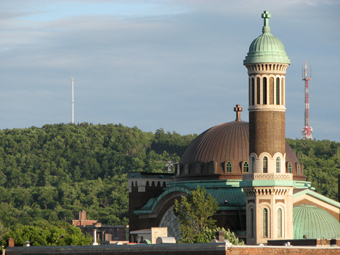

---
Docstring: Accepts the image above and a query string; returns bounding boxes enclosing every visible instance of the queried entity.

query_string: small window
[243,162,249,173]
[288,163,292,173]
[257,77,261,104]
[209,161,215,174]
[251,78,255,105]
[226,162,232,173]
[251,157,255,173]
[276,77,280,105]
[297,164,300,175]
[263,77,267,105]
[277,208,282,238]
[195,163,200,174]
[250,208,254,238]
[276,157,281,173]
[263,208,268,237]
[184,164,188,175]
[263,157,268,173]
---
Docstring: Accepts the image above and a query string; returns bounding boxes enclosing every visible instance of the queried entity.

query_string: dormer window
[209,161,215,174]
[243,162,249,173]
[226,162,232,173]
[184,164,189,175]
[297,164,300,175]
[195,163,201,174]
[288,162,292,173]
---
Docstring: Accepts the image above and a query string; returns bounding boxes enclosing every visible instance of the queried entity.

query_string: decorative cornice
[242,173,293,181]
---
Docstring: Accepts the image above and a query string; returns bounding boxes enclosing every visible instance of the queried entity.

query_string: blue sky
[1,0,339,142]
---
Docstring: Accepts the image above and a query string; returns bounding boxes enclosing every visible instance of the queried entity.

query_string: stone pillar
[92,229,98,245]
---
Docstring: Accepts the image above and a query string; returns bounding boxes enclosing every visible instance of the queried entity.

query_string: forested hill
[0,123,339,229]
[286,138,340,201]
[0,123,197,227]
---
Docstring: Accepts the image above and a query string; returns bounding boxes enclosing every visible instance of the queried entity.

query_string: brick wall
[249,111,285,156]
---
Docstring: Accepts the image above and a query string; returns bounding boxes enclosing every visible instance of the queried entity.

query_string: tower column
[241,10,293,245]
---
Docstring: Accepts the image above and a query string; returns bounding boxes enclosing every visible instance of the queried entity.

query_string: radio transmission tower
[301,61,313,140]
[71,78,75,124]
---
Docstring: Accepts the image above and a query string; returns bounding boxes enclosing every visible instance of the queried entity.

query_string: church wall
[129,180,167,236]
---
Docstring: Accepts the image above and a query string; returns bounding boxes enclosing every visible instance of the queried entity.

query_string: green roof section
[293,205,340,239]
[293,189,340,209]
[244,10,290,65]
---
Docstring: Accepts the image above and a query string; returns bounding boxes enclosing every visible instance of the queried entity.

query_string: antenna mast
[71,78,75,124]
[301,61,313,140]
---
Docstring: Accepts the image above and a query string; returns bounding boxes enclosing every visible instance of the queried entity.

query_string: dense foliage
[174,186,219,243]
[0,123,196,229]
[0,122,339,246]
[286,138,340,201]
[1,222,92,246]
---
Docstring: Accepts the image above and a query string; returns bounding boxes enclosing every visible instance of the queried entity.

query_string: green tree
[173,186,219,243]
[1,224,92,246]
[202,227,244,245]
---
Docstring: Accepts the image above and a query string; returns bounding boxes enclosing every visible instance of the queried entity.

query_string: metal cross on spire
[262,10,271,26]
[234,104,243,121]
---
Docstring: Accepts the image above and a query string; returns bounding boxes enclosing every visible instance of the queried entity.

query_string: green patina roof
[205,188,246,207]
[244,11,290,65]
[293,205,340,239]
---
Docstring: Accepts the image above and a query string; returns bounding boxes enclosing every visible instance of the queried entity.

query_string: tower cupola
[244,11,290,65]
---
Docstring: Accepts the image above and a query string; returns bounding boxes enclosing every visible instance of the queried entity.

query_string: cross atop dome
[262,10,271,26]
[234,104,243,121]
[261,10,271,33]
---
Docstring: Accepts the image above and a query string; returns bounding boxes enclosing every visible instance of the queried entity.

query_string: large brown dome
[175,121,305,181]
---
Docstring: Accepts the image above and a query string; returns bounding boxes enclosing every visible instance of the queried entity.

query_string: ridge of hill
[0,123,196,227]
[0,123,339,228]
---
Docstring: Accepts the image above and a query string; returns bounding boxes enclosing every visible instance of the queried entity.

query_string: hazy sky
[1,0,339,141]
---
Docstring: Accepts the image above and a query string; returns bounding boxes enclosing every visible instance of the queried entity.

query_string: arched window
[263,208,268,237]
[263,157,268,173]
[257,77,261,104]
[226,162,232,173]
[263,77,267,104]
[276,157,281,173]
[270,77,274,104]
[184,164,188,175]
[250,208,254,238]
[243,162,249,173]
[277,208,282,238]
[288,163,292,173]
[276,77,280,105]
[251,78,255,105]
[297,164,300,174]
[251,156,255,173]
[209,161,215,174]
[195,163,201,174]
[281,77,284,104]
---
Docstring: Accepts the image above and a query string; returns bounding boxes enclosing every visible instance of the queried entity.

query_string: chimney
[215,231,224,242]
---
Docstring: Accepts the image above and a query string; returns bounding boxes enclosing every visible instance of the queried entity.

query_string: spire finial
[261,10,271,33]
[234,104,243,121]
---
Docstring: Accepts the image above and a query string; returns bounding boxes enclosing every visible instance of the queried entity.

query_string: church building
[128,11,340,244]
